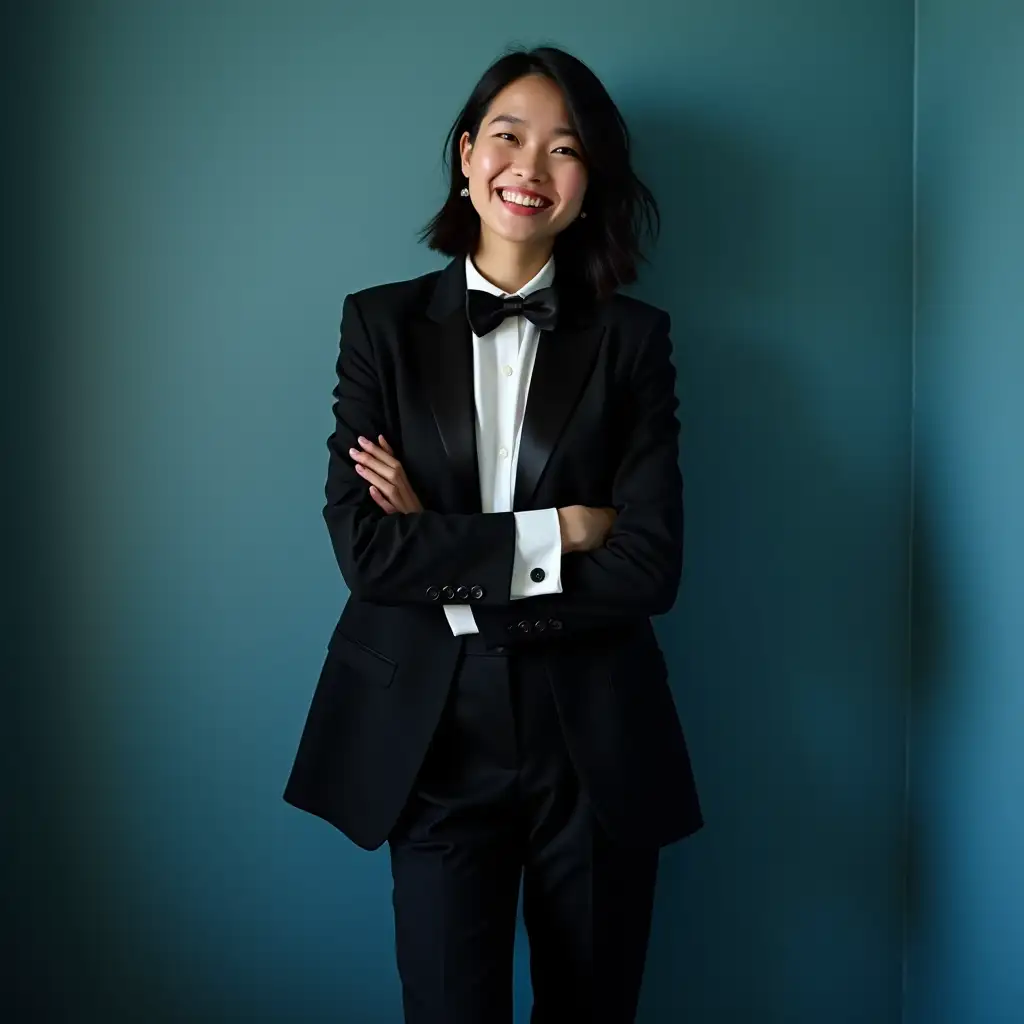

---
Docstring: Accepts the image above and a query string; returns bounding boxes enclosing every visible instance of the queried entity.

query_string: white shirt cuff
[510,508,563,600]
[444,605,479,636]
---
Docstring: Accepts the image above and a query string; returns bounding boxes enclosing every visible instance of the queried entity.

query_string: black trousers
[387,637,660,1024]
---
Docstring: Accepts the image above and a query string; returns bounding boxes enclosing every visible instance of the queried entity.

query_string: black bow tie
[466,286,559,338]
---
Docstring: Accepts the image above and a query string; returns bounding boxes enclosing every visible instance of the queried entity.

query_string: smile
[495,188,553,215]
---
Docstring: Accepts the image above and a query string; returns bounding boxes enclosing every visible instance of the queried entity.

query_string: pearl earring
[460,186,469,197]
[580,211,587,219]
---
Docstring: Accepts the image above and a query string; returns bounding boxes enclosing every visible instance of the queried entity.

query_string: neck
[472,231,553,294]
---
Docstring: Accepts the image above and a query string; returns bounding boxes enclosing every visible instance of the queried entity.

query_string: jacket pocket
[329,633,397,688]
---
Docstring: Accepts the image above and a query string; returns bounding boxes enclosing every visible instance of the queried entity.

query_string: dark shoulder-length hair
[421,46,659,302]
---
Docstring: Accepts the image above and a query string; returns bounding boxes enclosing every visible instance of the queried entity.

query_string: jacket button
[549,618,563,630]
[470,585,484,600]
[426,586,440,601]
[456,585,469,601]
[530,567,546,583]
[441,585,455,601]
[507,623,515,633]
[534,620,546,632]
[518,620,531,633]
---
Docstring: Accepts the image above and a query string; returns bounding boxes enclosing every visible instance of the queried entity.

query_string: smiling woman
[423,47,658,298]
[283,45,699,1024]
[462,76,588,250]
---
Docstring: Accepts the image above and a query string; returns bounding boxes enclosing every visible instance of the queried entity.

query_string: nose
[512,145,547,183]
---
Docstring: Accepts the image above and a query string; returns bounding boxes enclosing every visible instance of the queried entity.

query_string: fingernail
[355,465,364,474]
[357,435,368,445]
[349,448,358,456]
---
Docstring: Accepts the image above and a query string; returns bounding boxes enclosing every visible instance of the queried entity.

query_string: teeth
[500,190,545,208]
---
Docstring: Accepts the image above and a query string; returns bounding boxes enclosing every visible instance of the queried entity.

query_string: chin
[487,218,559,247]
[501,226,549,245]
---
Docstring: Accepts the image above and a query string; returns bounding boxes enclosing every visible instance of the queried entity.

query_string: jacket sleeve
[471,311,684,648]
[323,293,518,606]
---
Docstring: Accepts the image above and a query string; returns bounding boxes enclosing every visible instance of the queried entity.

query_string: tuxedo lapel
[415,260,481,513]
[416,258,604,514]
[514,316,604,511]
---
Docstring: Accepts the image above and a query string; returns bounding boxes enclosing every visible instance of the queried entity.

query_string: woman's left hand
[349,435,424,514]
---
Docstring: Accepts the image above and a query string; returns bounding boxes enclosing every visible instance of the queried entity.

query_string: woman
[285,46,702,1023]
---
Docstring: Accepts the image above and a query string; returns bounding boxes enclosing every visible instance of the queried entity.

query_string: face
[459,74,588,252]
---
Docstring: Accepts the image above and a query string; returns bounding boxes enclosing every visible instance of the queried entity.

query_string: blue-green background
[4,1,1020,1021]
[908,1,1024,1022]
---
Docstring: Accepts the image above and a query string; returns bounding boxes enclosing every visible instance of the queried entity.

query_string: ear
[458,131,473,177]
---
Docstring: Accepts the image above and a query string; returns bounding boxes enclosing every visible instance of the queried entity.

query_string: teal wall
[908,2,1024,1021]
[7,1,920,1021]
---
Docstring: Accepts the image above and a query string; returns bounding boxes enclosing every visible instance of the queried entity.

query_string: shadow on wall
[905,481,944,949]
[4,7,77,1020]
[626,109,907,1022]
[902,165,953,1019]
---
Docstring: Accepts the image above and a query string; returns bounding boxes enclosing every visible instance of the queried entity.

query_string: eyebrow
[487,113,579,139]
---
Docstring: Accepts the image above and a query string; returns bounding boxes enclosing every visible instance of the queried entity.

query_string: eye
[553,146,581,158]
[495,132,518,143]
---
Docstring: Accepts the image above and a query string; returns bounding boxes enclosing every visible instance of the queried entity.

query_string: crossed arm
[325,293,683,645]
[349,434,615,555]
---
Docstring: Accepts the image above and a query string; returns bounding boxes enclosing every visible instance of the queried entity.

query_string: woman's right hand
[351,434,424,515]
[557,505,618,553]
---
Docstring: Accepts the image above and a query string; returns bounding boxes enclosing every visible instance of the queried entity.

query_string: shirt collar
[464,254,556,299]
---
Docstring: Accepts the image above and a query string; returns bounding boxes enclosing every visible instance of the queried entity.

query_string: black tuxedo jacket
[283,258,703,850]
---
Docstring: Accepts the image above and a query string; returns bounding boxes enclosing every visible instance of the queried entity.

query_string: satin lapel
[514,320,604,511]
[413,308,481,513]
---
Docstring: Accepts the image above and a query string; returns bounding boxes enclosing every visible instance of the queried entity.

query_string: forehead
[484,74,574,131]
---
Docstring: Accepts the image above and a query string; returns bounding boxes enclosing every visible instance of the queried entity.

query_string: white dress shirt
[444,256,564,636]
